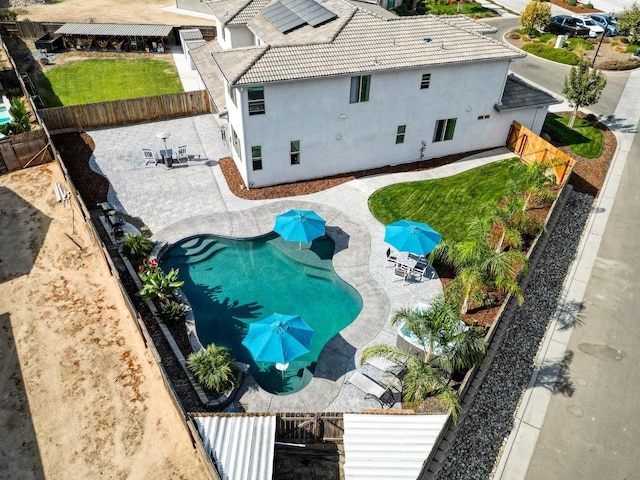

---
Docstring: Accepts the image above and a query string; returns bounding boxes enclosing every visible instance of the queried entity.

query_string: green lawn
[368,158,528,243]
[39,58,183,107]
[542,113,604,158]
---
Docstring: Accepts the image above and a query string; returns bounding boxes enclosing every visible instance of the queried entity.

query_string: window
[231,126,241,158]
[420,73,431,89]
[251,146,262,170]
[290,140,300,165]
[386,0,394,8]
[349,75,370,103]
[227,83,236,106]
[477,114,490,120]
[433,118,457,142]
[396,125,406,144]
[248,86,265,115]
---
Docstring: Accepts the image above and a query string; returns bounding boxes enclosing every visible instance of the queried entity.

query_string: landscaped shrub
[568,0,576,6]
[0,10,17,19]
[567,37,594,51]
[538,33,556,43]
[522,42,581,65]
[121,232,153,266]
[158,299,188,324]
[187,344,239,395]
[509,31,521,40]
[626,44,640,53]
[597,58,640,70]
[138,260,184,301]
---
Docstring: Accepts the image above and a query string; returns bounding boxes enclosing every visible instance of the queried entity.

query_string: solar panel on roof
[261,0,336,33]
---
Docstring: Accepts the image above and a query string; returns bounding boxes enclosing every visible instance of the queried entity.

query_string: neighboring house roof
[194,414,276,480]
[437,14,497,35]
[495,74,562,111]
[342,413,449,480]
[55,23,174,37]
[209,8,524,86]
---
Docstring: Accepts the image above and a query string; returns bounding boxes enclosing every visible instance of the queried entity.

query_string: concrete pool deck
[87,114,514,412]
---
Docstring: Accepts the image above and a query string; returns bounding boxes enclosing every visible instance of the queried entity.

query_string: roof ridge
[229,45,271,84]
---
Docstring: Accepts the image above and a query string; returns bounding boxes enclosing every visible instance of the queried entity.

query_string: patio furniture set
[142,145,194,168]
[346,355,408,408]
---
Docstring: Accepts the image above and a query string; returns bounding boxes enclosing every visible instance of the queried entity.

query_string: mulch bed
[547,0,600,14]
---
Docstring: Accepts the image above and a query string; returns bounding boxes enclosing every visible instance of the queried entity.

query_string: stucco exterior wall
[176,0,211,15]
[228,60,531,188]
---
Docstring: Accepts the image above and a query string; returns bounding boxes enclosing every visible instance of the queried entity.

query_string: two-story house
[190,0,559,188]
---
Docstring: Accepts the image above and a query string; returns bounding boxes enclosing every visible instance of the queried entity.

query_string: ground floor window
[396,125,406,144]
[433,118,457,142]
[231,126,241,159]
[290,140,300,165]
[251,146,262,171]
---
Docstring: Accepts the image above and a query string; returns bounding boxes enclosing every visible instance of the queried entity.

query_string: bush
[626,44,640,53]
[187,344,239,395]
[121,233,153,266]
[585,2,593,7]
[567,37,595,51]
[509,31,521,40]
[158,299,188,324]
[568,0,576,6]
[538,33,556,43]
[583,113,598,124]
[597,58,640,70]
[522,42,581,65]
[0,10,17,19]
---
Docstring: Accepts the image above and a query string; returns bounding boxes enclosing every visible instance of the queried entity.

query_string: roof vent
[423,37,431,43]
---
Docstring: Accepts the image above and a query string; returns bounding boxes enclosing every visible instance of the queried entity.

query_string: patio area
[87,113,513,412]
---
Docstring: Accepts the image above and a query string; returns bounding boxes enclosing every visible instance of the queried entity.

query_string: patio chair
[347,371,396,408]
[142,148,161,166]
[393,264,410,284]
[176,145,201,163]
[407,260,429,282]
[385,247,399,267]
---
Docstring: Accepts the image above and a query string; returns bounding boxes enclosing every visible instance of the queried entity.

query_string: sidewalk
[494,69,640,480]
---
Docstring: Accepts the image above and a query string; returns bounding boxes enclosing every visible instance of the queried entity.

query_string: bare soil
[0,162,209,479]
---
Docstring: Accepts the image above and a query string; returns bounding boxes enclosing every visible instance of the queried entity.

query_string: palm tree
[187,344,238,394]
[516,160,557,212]
[360,296,487,419]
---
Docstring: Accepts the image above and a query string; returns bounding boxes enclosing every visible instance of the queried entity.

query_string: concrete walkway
[495,69,640,479]
[87,119,513,412]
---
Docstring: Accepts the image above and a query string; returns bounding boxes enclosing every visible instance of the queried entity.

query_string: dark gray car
[545,16,591,38]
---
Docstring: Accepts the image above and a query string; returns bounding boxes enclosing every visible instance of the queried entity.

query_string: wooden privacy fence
[0,128,54,173]
[276,412,345,443]
[507,121,576,185]
[38,90,213,133]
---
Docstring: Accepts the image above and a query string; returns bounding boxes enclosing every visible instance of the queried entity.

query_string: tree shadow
[537,349,576,397]
[0,313,46,479]
[603,114,638,134]
[556,299,585,331]
[544,113,592,147]
[0,186,52,283]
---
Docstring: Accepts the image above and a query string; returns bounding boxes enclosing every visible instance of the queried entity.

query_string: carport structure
[54,23,175,53]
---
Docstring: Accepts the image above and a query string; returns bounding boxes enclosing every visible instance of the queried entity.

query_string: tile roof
[496,74,562,110]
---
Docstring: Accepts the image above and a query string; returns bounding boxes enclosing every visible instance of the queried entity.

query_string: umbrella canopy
[274,209,326,243]
[384,219,442,256]
[242,313,315,364]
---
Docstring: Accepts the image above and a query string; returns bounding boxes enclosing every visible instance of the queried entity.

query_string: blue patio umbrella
[242,313,315,365]
[384,219,442,256]
[273,209,326,244]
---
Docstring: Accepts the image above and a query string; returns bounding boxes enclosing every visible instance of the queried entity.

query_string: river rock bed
[438,190,595,479]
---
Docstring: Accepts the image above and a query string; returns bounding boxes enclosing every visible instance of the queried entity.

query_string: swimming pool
[0,105,11,125]
[161,233,363,395]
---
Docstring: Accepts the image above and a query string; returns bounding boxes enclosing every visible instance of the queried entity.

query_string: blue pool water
[0,105,11,125]
[161,233,363,394]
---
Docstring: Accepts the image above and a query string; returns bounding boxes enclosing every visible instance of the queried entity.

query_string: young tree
[619,2,640,43]
[562,61,607,128]
[519,0,552,36]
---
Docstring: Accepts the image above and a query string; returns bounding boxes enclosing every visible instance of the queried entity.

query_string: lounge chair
[347,371,396,408]
[364,356,407,380]
[143,148,161,166]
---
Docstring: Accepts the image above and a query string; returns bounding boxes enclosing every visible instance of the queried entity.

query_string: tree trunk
[568,105,579,128]
[460,295,469,315]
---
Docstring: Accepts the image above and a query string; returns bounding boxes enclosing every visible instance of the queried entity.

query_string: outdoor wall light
[338,113,347,119]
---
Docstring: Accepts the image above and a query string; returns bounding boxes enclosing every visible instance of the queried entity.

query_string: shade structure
[242,313,315,365]
[384,219,442,256]
[273,209,326,243]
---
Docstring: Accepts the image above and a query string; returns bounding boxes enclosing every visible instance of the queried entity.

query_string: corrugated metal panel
[343,414,448,480]
[194,415,276,480]
[54,23,173,37]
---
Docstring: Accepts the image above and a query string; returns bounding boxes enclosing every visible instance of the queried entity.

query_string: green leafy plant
[138,260,184,301]
[121,233,153,266]
[187,344,239,394]
[0,98,31,135]
[158,299,188,324]
[522,42,581,65]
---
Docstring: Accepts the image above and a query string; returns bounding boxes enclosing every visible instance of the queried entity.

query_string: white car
[572,16,606,37]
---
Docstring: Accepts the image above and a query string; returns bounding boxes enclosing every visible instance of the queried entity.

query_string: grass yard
[39,58,183,106]
[542,113,604,158]
[368,158,529,243]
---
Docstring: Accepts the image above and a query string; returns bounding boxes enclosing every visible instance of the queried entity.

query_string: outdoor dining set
[142,131,200,168]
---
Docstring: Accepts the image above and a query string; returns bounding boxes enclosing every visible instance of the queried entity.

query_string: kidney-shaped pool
[160,233,363,395]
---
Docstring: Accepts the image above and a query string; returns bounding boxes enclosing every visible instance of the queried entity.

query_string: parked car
[587,14,619,36]
[571,15,606,37]
[545,16,591,38]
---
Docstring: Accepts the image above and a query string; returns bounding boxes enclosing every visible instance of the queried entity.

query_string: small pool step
[303,265,336,282]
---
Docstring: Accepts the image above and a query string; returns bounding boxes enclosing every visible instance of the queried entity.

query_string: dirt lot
[0,162,209,479]
[9,0,215,25]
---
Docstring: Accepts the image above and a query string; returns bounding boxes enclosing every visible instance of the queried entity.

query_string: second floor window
[248,86,265,115]
[420,73,431,89]
[290,140,300,165]
[227,83,236,106]
[231,126,241,158]
[350,75,370,103]
[396,125,406,144]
